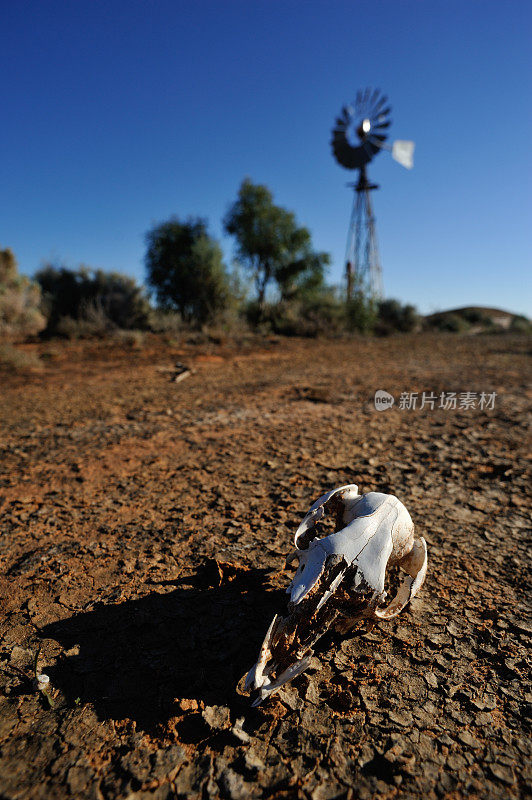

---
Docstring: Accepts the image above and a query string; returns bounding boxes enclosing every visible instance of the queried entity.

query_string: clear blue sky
[1,0,531,315]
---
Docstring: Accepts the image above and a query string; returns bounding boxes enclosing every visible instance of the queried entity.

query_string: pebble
[425,672,438,688]
[458,731,482,748]
[202,704,231,730]
[388,710,412,727]
[220,768,253,800]
[489,763,515,785]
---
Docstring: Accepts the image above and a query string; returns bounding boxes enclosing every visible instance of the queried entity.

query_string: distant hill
[423,306,530,333]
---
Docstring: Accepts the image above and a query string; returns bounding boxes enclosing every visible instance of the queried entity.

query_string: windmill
[331,88,414,300]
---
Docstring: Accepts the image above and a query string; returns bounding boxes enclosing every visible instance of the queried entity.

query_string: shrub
[36,265,151,336]
[427,312,470,333]
[0,249,46,338]
[299,290,348,336]
[148,309,184,334]
[244,289,347,337]
[376,299,420,335]
[509,315,532,334]
[113,329,145,348]
[53,300,116,339]
[0,343,42,372]
[461,308,493,326]
[345,292,378,334]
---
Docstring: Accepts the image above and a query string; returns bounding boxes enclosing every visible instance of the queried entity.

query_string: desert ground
[0,333,530,800]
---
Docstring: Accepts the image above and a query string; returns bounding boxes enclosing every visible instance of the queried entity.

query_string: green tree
[224,179,330,307]
[145,217,230,326]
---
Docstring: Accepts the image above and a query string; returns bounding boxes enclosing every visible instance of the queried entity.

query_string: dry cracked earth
[0,333,530,800]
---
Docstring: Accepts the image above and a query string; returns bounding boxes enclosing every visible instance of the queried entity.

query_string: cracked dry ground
[0,333,530,800]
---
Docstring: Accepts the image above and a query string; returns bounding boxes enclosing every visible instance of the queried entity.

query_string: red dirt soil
[0,333,530,799]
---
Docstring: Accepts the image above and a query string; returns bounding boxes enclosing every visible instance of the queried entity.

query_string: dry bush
[36,265,151,336]
[201,306,252,340]
[54,299,117,339]
[0,249,46,338]
[0,343,42,373]
[113,329,145,348]
[148,309,183,334]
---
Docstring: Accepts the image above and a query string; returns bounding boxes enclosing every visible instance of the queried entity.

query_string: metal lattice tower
[344,166,383,300]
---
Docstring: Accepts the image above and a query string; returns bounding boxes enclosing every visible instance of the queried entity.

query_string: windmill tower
[331,88,415,300]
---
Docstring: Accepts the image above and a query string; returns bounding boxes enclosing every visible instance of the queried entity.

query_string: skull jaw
[246,602,382,705]
[245,564,385,704]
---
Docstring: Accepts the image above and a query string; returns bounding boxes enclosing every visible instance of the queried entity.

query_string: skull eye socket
[295,530,314,550]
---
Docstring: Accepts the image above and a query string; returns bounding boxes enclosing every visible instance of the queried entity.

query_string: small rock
[384,744,403,763]
[450,709,472,725]
[333,650,353,672]
[446,684,461,698]
[220,767,252,800]
[67,765,94,794]
[475,711,493,726]
[489,763,515,785]
[244,750,265,771]
[359,685,379,710]
[177,698,199,712]
[471,695,497,711]
[311,779,346,799]
[278,685,299,709]
[231,717,250,744]
[416,710,435,728]
[511,619,532,635]
[447,753,466,770]
[152,745,185,780]
[425,672,438,688]
[120,749,152,782]
[388,710,412,727]
[305,680,321,704]
[10,646,34,668]
[458,731,482,748]
[202,704,230,730]
[356,744,374,768]
[446,622,462,637]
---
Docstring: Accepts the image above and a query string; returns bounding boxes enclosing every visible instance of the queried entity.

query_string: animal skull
[245,485,427,706]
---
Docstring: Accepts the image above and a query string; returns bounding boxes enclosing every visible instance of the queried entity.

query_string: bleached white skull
[245,485,427,706]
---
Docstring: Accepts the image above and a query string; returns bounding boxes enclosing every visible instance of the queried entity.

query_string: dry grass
[0,343,42,373]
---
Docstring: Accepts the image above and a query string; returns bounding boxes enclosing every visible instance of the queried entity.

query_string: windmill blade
[369,88,381,111]
[341,105,351,122]
[368,134,388,147]
[373,94,388,113]
[392,140,415,169]
[375,106,391,122]
[373,119,391,131]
